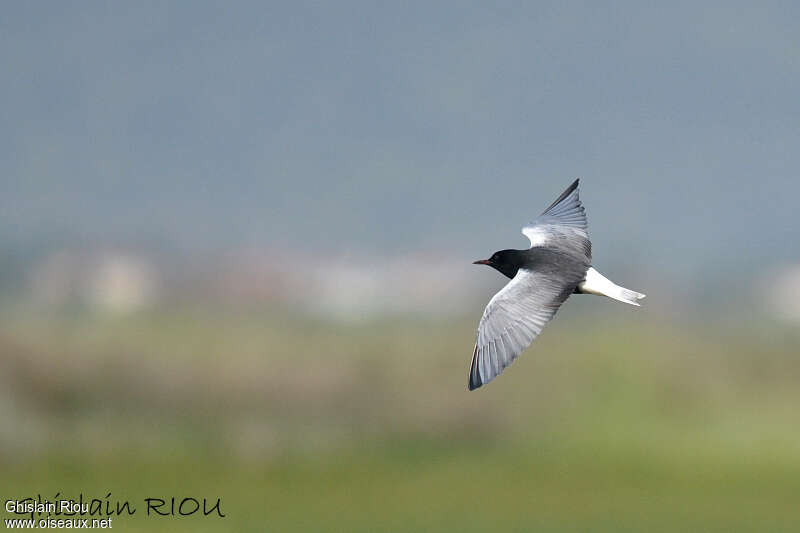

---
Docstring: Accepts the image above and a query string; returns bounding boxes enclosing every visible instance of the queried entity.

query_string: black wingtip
[567,177,580,190]
[468,375,482,391]
[542,178,580,214]
[559,178,580,198]
[468,344,482,391]
[542,178,581,214]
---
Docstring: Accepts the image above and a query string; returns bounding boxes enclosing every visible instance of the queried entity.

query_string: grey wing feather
[522,179,591,262]
[468,268,581,390]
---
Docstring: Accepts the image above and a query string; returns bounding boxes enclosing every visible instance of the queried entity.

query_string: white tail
[578,267,646,306]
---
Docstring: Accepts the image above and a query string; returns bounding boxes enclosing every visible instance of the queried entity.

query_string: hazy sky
[2,2,798,279]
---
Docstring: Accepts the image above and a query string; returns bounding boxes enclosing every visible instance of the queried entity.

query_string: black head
[473,249,525,279]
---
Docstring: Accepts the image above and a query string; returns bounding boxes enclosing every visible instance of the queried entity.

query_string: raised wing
[521,179,591,263]
[468,261,585,390]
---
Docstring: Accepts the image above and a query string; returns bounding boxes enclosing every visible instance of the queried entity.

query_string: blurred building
[760,264,800,323]
[29,251,158,314]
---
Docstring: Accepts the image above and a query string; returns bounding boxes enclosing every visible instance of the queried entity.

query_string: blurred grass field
[2,304,800,531]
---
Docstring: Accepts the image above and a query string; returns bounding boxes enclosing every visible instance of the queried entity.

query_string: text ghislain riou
[6,494,225,518]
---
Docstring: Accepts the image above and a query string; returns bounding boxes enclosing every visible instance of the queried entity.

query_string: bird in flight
[469,179,645,390]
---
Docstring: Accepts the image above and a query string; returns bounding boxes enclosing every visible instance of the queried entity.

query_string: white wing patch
[522,225,587,249]
[521,225,551,248]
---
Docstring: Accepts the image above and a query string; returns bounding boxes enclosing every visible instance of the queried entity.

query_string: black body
[475,247,590,283]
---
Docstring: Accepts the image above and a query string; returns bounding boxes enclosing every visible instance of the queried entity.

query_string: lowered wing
[469,263,584,390]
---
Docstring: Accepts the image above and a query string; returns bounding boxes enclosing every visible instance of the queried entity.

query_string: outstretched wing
[522,178,591,263]
[468,261,585,390]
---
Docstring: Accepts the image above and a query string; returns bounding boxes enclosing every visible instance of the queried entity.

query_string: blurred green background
[2,304,799,531]
[3,2,800,531]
